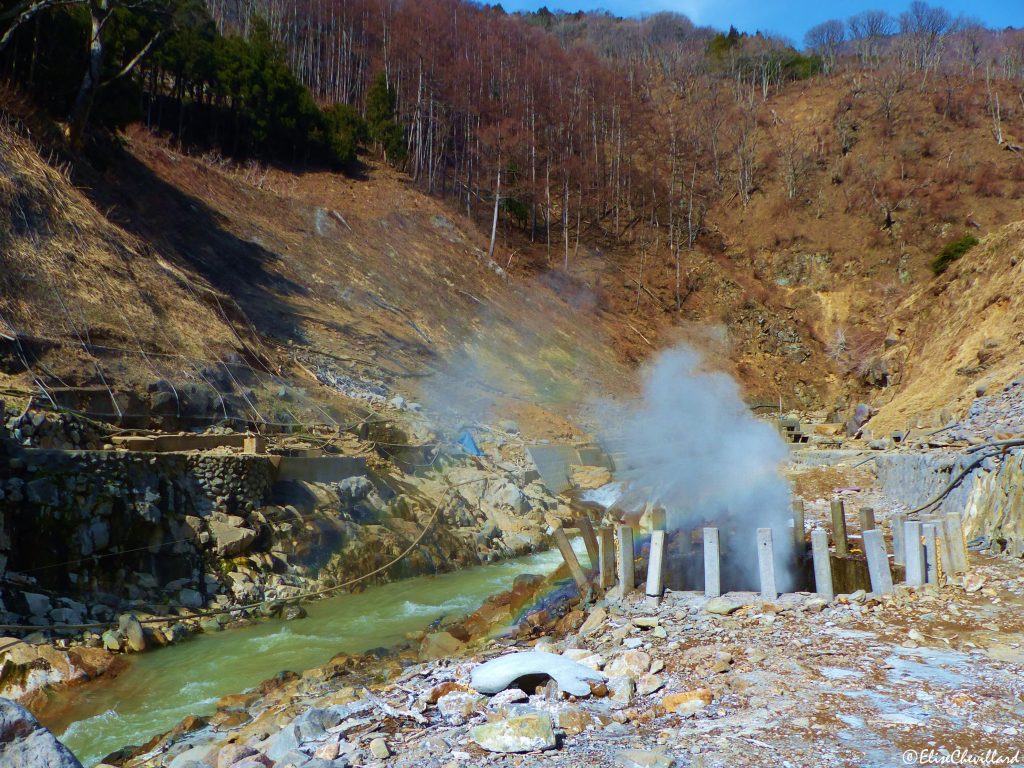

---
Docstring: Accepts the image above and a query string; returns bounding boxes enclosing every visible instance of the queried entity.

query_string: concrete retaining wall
[873,448,1024,556]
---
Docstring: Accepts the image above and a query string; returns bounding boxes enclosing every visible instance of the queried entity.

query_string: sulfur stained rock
[605,650,651,680]
[471,710,556,753]
[369,737,390,759]
[419,631,463,660]
[579,606,607,636]
[662,688,713,715]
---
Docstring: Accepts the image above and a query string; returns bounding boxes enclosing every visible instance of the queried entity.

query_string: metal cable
[0,479,477,632]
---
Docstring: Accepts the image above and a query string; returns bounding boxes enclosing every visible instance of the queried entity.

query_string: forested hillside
[2,0,1024,421]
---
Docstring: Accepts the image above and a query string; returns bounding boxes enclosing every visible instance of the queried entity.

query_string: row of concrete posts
[808,498,971,600]
[553,514,787,605]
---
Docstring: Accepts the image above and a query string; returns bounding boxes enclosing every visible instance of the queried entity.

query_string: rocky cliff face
[0,413,579,708]
[963,449,1024,558]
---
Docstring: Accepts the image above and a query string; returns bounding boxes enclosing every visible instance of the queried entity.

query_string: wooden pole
[598,526,616,589]
[830,499,848,556]
[792,498,805,549]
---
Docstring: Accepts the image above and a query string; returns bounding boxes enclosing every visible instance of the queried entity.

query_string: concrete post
[645,530,666,607]
[944,512,969,575]
[863,529,893,595]
[651,508,667,532]
[598,526,616,589]
[617,525,635,596]
[830,499,848,556]
[858,507,876,533]
[922,523,940,585]
[892,513,907,567]
[757,528,777,600]
[811,528,834,600]
[576,516,600,574]
[792,499,806,549]
[703,527,721,598]
[903,520,925,586]
[553,526,589,593]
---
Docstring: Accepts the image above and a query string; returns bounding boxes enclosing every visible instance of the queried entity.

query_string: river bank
[45,453,1024,768]
[0,411,589,713]
[39,541,589,766]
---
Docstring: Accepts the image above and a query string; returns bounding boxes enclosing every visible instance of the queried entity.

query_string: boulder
[419,631,463,660]
[0,697,83,768]
[22,593,51,619]
[209,521,256,557]
[662,688,712,715]
[471,651,605,697]
[178,589,204,610]
[605,650,651,680]
[470,710,555,753]
[216,743,257,768]
[703,597,743,615]
[118,614,147,652]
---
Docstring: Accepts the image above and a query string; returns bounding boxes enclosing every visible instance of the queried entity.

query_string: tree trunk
[488,168,501,262]
[69,0,107,150]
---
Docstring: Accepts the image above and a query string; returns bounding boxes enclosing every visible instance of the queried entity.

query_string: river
[44,540,589,766]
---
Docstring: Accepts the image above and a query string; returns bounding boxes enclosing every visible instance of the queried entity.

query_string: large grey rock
[178,588,204,610]
[23,592,52,618]
[208,520,256,557]
[471,651,605,697]
[118,614,146,652]
[0,696,83,768]
[470,709,555,753]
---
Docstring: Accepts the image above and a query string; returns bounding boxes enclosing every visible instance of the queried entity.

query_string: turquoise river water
[44,540,589,766]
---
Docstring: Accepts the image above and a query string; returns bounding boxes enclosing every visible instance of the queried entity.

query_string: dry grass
[0,122,233,361]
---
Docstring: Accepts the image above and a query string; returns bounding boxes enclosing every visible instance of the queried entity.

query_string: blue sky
[498,1,1024,46]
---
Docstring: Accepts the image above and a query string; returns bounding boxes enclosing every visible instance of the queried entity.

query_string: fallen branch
[627,322,653,346]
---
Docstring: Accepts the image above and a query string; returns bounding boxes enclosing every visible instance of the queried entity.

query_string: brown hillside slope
[870,222,1024,434]
[0,122,627,437]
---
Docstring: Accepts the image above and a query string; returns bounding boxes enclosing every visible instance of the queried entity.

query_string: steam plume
[600,345,797,592]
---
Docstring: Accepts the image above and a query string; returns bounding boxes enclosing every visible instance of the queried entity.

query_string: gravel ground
[111,456,1024,768]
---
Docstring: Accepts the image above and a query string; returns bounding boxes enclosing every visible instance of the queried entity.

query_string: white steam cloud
[600,345,797,593]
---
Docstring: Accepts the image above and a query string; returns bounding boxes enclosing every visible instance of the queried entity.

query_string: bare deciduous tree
[804,19,845,74]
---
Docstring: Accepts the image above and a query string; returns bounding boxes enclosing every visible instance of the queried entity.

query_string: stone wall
[0,437,275,630]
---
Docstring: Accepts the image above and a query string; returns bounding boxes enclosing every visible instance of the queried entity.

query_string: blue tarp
[457,430,483,456]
